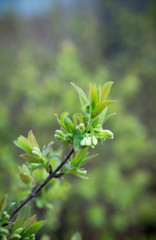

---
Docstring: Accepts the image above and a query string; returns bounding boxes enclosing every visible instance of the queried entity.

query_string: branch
[9,147,74,221]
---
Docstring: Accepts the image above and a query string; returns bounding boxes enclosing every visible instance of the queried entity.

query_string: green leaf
[80,153,98,166]
[0,194,7,217]
[14,136,32,154]
[24,220,46,235]
[54,113,68,132]
[71,232,82,240]
[73,113,82,127]
[73,134,83,151]
[19,173,31,185]
[101,81,113,101]
[28,163,43,171]
[20,153,44,164]
[91,116,100,128]
[71,82,88,108]
[23,215,36,232]
[28,130,40,149]
[89,83,98,110]
[13,206,30,232]
[67,167,88,179]
[92,100,116,118]
[71,147,88,167]
[64,115,75,133]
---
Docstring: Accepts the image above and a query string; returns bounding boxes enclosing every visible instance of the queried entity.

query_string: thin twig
[9,148,74,221]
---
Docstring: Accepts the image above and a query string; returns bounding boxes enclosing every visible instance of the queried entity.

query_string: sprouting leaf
[71,82,88,108]
[73,113,82,127]
[14,136,32,154]
[64,115,75,133]
[28,130,40,149]
[101,81,113,101]
[71,147,88,167]
[20,153,44,164]
[92,100,116,118]
[54,113,68,132]
[73,134,83,151]
[60,112,69,125]
[28,163,43,171]
[24,220,46,235]
[91,116,100,128]
[67,167,88,179]
[78,115,84,123]
[13,206,30,232]
[0,194,7,217]
[96,85,101,102]
[89,83,98,110]
[19,173,31,185]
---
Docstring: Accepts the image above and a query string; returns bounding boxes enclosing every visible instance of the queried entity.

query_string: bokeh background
[0,0,156,239]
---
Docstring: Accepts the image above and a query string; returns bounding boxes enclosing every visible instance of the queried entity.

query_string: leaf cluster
[0,195,46,240]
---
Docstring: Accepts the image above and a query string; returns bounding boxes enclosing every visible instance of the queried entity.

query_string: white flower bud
[86,137,91,146]
[80,137,87,146]
[92,136,98,146]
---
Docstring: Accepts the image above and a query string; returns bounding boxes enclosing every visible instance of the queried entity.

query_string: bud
[80,137,87,147]
[92,136,98,146]
[10,233,21,240]
[100,130,114,139]
[79,123,85,132]
[54,134,64,141]
[55,130,65,137]
[14,228,24,235]
[86,137,91,146]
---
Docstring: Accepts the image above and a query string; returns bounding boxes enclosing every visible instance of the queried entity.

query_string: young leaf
[73,113,82,127]
[24,221,46,235]
[64,115,75,133]
[20,153,44,164]
[101,81,113,101]
[14,136,32,154]
[71,82,88,108]
[73,134,83,151]
[19,173,31,185]
[54,114,68,132]
[92,100,116,118]
[89,83,98,110]
[80,153,98,166]
[71,147,88,167]
[28,130,40,149]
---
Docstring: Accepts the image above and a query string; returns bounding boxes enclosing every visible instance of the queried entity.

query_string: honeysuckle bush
[0,82,115,239]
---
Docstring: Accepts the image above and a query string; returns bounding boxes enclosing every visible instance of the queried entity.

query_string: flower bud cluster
[80,135,98,149]
[76,123,85,134]
[10,228,35,240]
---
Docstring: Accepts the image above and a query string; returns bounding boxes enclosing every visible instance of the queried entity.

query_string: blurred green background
[0,0,156,239]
